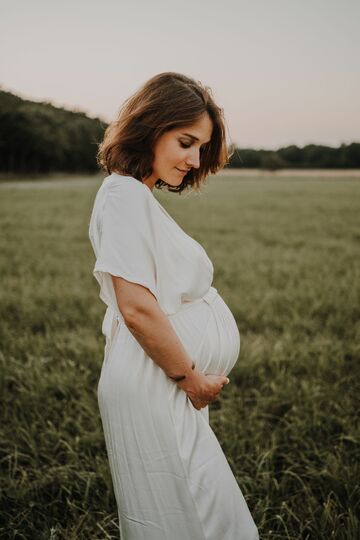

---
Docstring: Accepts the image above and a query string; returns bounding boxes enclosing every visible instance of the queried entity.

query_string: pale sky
[1,0,359,149]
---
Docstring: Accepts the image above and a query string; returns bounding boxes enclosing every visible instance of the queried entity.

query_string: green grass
[1,173,359,539]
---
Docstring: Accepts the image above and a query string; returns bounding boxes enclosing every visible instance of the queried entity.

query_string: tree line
[230,143,360,170]
[0,90,105,175]
[0,89,359,176]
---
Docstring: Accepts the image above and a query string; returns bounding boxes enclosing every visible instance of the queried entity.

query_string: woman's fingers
[187,373,230,408]
[190,397,208,410]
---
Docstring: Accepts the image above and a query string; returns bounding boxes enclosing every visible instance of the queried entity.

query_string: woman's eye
[180,141,207,151]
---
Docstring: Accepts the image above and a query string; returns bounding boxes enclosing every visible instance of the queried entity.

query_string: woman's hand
[176,369,229,410]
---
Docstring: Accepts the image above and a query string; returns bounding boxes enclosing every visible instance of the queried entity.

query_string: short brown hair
[97,72,232,193]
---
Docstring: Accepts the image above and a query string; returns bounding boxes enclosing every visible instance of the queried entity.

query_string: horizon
[1,0,359,150]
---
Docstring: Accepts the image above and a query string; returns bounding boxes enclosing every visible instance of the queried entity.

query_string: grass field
[1,172,359,539]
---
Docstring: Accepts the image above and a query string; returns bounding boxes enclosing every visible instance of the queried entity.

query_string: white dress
[88,172,259,540]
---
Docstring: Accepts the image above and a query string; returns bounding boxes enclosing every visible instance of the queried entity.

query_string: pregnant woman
[89,72,258,539]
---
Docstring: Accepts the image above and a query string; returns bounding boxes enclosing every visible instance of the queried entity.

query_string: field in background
[1,173,359,539]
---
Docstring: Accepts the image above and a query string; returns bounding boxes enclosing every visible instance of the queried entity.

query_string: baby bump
[168,294,240,377]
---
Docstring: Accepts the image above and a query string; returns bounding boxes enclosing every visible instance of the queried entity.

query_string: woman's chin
[161,177,184,187]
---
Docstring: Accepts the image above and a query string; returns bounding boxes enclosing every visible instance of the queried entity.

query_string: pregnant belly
[168,292,240,377]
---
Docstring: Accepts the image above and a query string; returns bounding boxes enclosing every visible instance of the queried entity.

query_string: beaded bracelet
[168,361,195,382]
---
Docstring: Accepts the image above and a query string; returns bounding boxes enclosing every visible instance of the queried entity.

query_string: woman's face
[142,112,213,190]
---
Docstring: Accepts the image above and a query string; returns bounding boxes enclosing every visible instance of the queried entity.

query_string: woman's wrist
[175,364,203,391]
[167,360,195,382]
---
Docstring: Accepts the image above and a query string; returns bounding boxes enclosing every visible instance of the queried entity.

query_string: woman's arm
[111,275,229,407]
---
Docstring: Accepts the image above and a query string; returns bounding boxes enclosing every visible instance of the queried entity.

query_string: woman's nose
[186,148,200,169]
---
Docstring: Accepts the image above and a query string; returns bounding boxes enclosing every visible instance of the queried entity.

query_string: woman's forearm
[123,303,195,381]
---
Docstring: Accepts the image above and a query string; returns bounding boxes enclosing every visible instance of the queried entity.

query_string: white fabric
[89,173,259,540]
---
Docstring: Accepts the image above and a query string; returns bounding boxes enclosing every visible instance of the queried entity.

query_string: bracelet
[168,361,195,382]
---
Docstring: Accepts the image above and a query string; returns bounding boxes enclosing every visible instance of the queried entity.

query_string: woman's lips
[176,167,190,173]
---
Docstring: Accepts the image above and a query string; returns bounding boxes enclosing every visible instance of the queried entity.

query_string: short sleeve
[93,181,158,310]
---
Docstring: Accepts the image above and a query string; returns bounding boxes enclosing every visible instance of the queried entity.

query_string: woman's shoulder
[104,172,149,196]
[101,172,156,219]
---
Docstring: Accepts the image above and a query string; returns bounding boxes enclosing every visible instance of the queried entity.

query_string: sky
[1,0,359,149]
